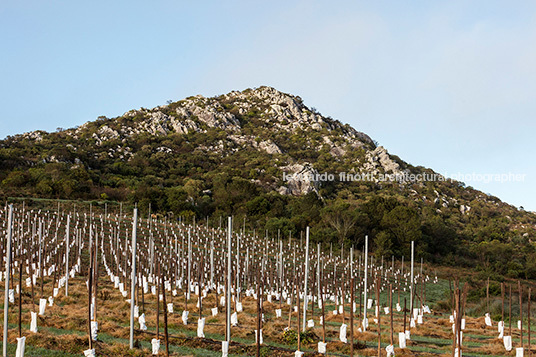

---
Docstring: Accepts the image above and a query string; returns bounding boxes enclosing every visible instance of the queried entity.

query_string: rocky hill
[1,86,535,278]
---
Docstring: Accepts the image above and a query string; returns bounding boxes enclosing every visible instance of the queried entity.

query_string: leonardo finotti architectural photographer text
[282,171,526,184]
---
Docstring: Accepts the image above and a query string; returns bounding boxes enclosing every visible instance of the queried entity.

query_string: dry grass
[6,272,525,356]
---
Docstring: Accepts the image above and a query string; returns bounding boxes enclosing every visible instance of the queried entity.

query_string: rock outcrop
[258,140,282,155]
[363,146,401,175]
[278,163,320,196]
[460,204,471,215]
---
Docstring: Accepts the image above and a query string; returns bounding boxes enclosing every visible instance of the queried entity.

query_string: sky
[1,1,535,211]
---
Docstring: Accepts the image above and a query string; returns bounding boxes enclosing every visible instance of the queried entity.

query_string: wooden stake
[52,237,58,299]
[520,281,523,348]
[87,248,94,350]
[404,298,407,334]
[458,283,469,356]
[256,270,261,357]
[528,287,531,357]
[183,273,188,313]
[311,263,316,323]
[420,263,424,310]
[29,233,35,312]
[288,268,295,330]
[486,277,490,312]
[501,282,505,323]
[510,284,513,336]
[397,267,401,307]
[342,271,346,325]
[449,279,454,311]
[452,287,459,357]
[350,277,354,357]
[390,283,394,348]
[377,276,381,357]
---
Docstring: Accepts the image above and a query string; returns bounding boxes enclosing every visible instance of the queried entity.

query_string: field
[1,200,534,356]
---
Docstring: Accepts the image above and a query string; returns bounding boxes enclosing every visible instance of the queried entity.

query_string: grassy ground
[1,269,535,357]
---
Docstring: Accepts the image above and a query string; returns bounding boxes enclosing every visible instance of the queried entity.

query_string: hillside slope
[1,86,535,277]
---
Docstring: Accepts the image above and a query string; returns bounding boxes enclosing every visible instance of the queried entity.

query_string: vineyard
[0,200,533,356]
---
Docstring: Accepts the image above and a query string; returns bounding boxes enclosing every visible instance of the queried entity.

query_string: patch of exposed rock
[278,163,319,196]
[321,136,346,157]
[258,140,282,154]
[175,98,240,131]
[460,204,471,215]
[22,131,45,142]
[222,87,373,147]
[363,146,400,174]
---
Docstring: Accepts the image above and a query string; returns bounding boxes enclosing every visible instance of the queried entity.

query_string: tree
[360,195,399,232]
[381,206,421,257]
[246,196,271,216]
[322,201,358,248]
[421,216,458,261]
[374,231,393,258]
[183,178,203,204]
[1,170,28,187]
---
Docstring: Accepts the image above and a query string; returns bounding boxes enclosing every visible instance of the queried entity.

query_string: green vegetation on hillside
[1,87,535,278]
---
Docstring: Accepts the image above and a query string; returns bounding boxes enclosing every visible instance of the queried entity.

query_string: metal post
[317,243,321,303]
[279,240,283,292]
[188,229,191,297]
[236,233,240,303]
[226,217,232,342]
[363,235,368,331]
[38,220,42,284]
[410,240,414,314]
[129,208,138,349]
[302,227,310,330]
[3,205,13,357]
[65,215,70,296]
[350,246,353,278]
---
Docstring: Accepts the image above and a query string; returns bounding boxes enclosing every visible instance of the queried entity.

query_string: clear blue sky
[1,1,535,211]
